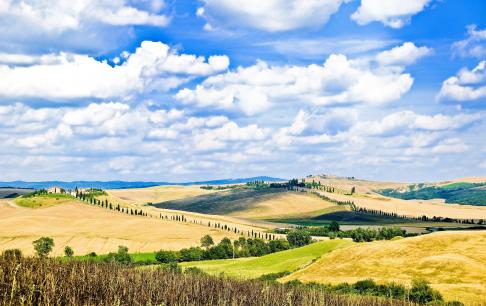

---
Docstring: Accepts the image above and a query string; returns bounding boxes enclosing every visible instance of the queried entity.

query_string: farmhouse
[47,186,64,194]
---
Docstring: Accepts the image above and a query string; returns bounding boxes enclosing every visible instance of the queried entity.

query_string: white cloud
[351,0,432,28]
[0,0,169,34]
[375,42,432,66]
[354,111,480,136]
[437,61,486,102]
[0,41,229,101]
[259,38,397,59]
[198,0,347,32]
[452,25,486,58]
[176,44,427,115]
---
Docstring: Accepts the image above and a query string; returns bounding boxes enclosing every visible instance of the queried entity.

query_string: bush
[64,246,74,257]
[268,239,290,253]
[2,249,22,261]
[287,230,312,247]
[105,246,132,265]
[409,279,443,304]
[179,247,204,261]
[155,250,179,263]
[160,262,181,273]
[258,271,291,282]
[184,266,206,275]
[32,237,55,258]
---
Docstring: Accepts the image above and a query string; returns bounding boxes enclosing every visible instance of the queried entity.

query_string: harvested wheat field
[100,185,219,206]
[282,231,486,305]
[0,199,241,256]
[227,191,343,219]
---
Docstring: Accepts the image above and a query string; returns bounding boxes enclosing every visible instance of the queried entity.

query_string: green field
[377,182,486,206]
[180,240,353,279]
[15,193,76,208]
[72,252,157,263]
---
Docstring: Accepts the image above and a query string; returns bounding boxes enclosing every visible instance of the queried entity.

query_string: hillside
[378,182,486,206]
[180,240,353,279]
[0,187,34,199]
[152,187,342,219]
[282,231,486,304]
[0,199,242,256]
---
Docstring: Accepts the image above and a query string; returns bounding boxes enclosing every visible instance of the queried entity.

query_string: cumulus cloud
[0,41,229,101]
[437,61,486,102]
[452,25,486,58]
[375,42,432,66]
[0,0,169,33]
[351,0,432,28]
[353,111,481,136]
[197,0,347,32]
[176,43,430,115]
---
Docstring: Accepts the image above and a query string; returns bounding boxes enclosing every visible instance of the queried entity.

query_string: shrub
[184,266,206,275]
[287,230,312,247]
[409,279,443,304]
[64,246,74,257]
[268,239,290,253]
[179,247,204,261]
[32,237,54,258]
[2,249,22,261]
[105,246,132,265]
[155,250,179,263]
[258,271,291,282]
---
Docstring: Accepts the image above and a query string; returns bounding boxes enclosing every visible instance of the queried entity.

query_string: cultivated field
[0,199,242,256]
[100,185,219,206]
[153,187,342,220]
[180,240,353,279]
[282,231,486,305]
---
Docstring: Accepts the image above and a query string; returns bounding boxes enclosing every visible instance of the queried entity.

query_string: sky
[0,0,485,183]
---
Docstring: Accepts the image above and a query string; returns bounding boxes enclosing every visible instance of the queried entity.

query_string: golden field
[0,199,243,256]
[282,231,486,305]
[100,185,218,206]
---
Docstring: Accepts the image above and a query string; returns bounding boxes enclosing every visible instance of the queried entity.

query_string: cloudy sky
[0,0,485,182]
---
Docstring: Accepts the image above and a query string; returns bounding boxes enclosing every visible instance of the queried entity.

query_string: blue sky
[0,0,485,182]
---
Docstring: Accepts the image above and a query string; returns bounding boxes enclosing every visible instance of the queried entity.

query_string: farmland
[180,239,353,279]
[282,230,486,304]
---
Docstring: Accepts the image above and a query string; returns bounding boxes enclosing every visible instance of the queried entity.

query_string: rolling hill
[151,187,343,219]
[180,239,353,279]
[282,231,486,305]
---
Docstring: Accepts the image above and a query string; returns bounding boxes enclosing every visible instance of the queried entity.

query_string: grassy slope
[180,240,353,279]
[15,193,76,208]
[153,188,340,219]
[282,231,486,305]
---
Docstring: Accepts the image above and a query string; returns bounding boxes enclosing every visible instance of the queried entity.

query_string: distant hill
[0,176,286,190]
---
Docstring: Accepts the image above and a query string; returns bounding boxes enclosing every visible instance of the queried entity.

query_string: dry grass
[0,257,416,306]
[282,230,486,305]
[100,185,218,206]
[313,189,486,220]
[0,199,241,256]
[227,191,343,219]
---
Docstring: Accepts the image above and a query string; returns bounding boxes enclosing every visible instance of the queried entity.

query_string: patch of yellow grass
[0,199,241,256]
[282,231,486,305]
[228,191,344,219]
[101,185,218,206]
[314,190,486,220]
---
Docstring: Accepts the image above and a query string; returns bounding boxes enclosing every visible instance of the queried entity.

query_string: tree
[328,221,340,232]
[33,237,54,258]
[155,250,179,263]
[200,235,214,249]
[64,246,74,257]
[105,245,132,265]
[287,230,311,247]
